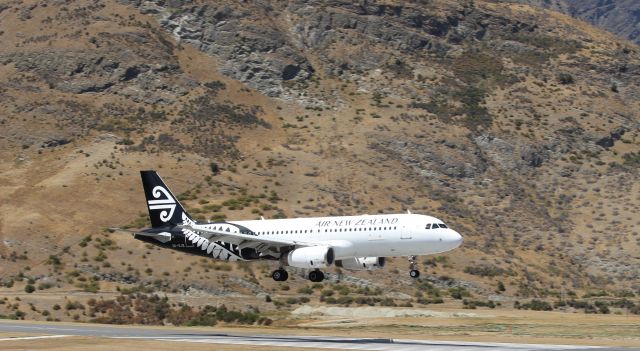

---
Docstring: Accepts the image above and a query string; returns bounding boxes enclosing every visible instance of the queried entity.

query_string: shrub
[65,301,84,310]
[622,152,640,168]
[37,283,53,290]
[298,287,314,295]
[464,264,509,277]
[449,287,470,299]
[209,162,220,175]
[516,299,552,311]
[47,255,62,268]
[24,284,35,293]
[321,289,334,297]
[463,299,495,309]
[557,73,575,85]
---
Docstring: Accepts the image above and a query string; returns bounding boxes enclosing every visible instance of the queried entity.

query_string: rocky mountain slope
[0,0,639,323]
[508,0,640,44]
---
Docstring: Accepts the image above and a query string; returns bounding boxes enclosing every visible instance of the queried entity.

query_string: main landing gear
[409,255,420,279]
[272,268,289,281]
[272,269,325,282]
[308,269,325,282]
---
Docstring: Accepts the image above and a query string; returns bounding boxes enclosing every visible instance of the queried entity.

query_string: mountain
[508,0,640,45]
[0,0,639,323]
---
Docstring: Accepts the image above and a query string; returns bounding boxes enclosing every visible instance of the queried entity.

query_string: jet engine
[284,246,334,269]
[335,257,386,271]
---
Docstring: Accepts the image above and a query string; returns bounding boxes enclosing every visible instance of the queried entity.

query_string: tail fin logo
[147,186,176,223]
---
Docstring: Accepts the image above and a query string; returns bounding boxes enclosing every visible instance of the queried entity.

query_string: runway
[0,320,633,351]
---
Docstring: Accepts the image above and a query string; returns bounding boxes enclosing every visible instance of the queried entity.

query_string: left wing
[179,224,318,256]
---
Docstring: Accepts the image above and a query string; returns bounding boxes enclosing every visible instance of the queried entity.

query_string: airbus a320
[125,171,463,282]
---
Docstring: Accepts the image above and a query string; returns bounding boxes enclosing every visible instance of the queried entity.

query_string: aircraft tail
[140,170,193,228]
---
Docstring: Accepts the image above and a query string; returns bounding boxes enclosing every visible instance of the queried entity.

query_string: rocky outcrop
[4,31,190,104]
[595,127,627,148]
[474,135,550,171]
[370,137,487,181]
[131,1,316,97]
[510,0,640,44]
[121,0,529,98]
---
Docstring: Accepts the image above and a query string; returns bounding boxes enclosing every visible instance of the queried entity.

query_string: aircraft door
[401,224,412,239]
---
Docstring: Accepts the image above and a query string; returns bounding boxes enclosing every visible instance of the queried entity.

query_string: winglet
[407,209,412,214]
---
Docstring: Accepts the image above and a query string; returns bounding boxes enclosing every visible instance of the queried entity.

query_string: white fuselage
[218,213,463,259]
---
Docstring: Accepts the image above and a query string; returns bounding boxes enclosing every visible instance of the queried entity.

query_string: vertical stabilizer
[140,170,192,228]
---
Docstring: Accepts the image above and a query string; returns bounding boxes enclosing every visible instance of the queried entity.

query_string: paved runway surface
[0,320,635,351]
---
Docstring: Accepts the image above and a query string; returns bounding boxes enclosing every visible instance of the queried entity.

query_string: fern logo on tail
[147,186,176,223]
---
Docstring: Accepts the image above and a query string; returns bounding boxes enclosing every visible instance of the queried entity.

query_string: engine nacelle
[335,257,386,271]
[284,246,334,269]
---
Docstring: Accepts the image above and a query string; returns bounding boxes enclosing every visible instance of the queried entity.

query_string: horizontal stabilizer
[110,227,172,243]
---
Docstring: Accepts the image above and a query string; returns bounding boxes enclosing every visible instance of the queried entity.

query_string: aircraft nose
[452,230,463,248]
[447,229,463,249]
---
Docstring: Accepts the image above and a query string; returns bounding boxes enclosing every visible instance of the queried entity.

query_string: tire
[410,269,420,278]
[309,270,324,282]
[272,269,287,281]
[308,270,317,282]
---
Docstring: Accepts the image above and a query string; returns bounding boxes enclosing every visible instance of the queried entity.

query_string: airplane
[127,170,463,282]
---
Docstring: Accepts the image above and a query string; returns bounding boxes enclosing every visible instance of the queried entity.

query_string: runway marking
[115,336,605,351]
[0,335,69,341]
[0,322,615,350]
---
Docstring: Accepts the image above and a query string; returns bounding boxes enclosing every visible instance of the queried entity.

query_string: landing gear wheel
[308,270,325,282]
[272,269,289,281]
[408,255,420,279]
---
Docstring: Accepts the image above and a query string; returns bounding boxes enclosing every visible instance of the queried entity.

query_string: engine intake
[335,257,386,271]
[284,246,334,269]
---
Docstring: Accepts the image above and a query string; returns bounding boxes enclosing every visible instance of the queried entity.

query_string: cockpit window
[425,224,431,229]
[439,223,448,228]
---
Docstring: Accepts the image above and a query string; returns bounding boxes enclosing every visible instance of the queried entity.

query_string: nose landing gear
[409,255,420,278]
